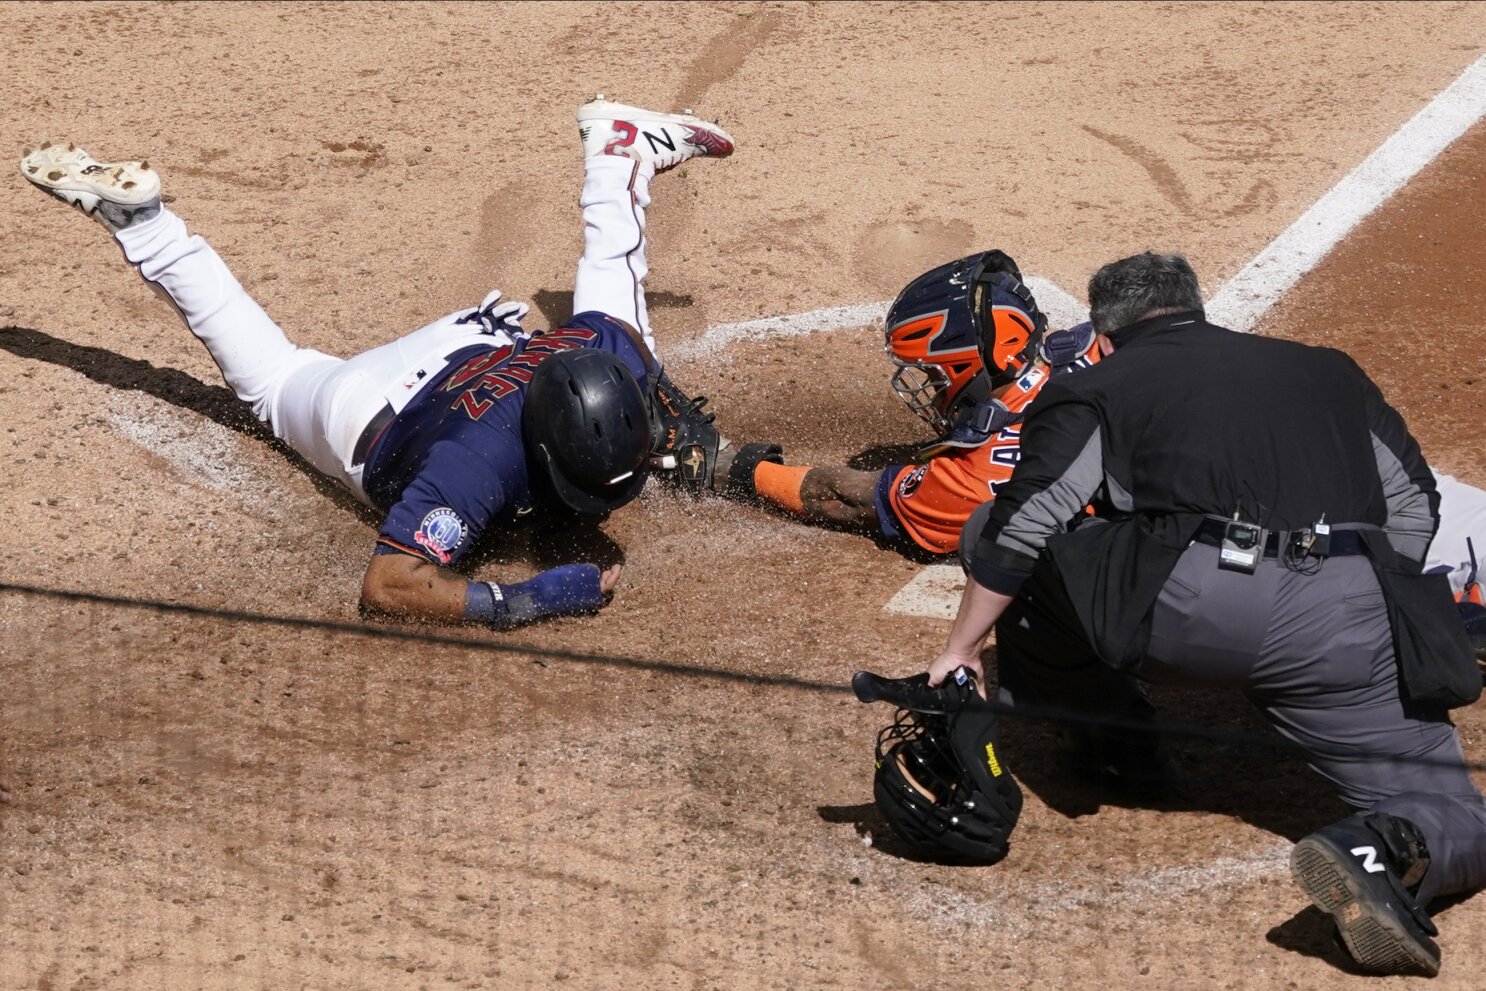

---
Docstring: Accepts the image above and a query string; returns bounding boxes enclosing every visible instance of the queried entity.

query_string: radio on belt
[1218,517,1264,574]
[1287,515,1332,560]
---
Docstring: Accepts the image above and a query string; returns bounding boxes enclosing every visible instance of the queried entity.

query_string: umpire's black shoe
[1291,813,1440,976]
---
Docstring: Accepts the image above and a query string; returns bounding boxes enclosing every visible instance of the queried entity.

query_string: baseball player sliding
[20,98,735,630]
[721,249,1486,645]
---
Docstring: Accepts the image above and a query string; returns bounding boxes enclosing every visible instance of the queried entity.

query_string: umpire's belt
[1192,519,1368,557]
[352,403,398,467]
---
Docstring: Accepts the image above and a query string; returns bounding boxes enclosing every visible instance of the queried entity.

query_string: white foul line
[903,844,1290,933]
[672,300,891,360]
[670,277,1090,362]
[1206,54,1486,331]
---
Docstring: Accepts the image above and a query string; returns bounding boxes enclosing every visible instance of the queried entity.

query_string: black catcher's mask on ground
[524,348,651,516]
[853,669,1023,864]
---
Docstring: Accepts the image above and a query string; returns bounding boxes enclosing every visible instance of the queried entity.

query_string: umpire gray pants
[1147,541,1486,903]
[961,504,1486,904]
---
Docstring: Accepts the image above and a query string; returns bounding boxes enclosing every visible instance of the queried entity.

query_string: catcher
[20,98,736,631]
[714,251,1069,545]
[717,249,1486,648]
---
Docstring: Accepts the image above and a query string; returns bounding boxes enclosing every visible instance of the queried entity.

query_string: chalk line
[669,277,1090,362]
[903,844,1290,935]
[671,299,891,361]
[106,395,283,510]
[1208,54,1486,331]
[677,52,1486,367]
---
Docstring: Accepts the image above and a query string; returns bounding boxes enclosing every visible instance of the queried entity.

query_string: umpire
[927,252,1486,976]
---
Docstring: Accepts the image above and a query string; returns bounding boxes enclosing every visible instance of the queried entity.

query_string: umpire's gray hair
[1086,252,1204,335]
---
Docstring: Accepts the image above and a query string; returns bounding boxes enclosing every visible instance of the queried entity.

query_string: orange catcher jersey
[878,364,1050,554]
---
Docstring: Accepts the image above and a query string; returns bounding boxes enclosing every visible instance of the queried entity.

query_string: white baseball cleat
[575,96,734,173]
[19,141,161,230]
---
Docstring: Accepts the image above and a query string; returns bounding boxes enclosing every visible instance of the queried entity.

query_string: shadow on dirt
[0,324,380,525]
[847,442,923,473]
[1267,889,1473,969]
[460,508,628,574]
[998,679,1350,841]
[1265,906,1364,971]
[531,289,694,331]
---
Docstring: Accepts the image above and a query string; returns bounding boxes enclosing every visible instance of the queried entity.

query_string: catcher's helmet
[524,348,651,515]
[885,250,1047,437]
[870,683,1023,864]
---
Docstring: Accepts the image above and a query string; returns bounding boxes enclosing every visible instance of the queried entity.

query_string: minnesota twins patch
[414,507,468,564]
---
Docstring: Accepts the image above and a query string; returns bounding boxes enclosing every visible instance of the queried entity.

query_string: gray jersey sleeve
[968,394,1105,594]
[1353,358,1438,563]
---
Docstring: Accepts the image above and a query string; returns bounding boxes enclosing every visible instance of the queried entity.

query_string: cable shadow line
[4,582,1483,774]
[0,580,849,695]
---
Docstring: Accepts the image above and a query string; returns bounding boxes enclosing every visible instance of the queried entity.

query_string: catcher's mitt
[650,369,722,492]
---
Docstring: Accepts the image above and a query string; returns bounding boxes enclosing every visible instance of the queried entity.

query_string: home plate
[883,565,964,619]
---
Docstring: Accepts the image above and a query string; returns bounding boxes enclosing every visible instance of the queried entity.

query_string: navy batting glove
[466,564,605,630]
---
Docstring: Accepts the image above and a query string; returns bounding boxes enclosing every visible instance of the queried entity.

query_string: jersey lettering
[455,391,494,419]
[445,329,600,422]
[990,446,1021,468]
[443,347,511,392]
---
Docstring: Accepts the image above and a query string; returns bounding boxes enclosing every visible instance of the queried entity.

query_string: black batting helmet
[523,348,651,515]
[871,687,1023,864]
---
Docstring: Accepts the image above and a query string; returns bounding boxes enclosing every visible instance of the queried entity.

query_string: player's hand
[0,772,11,804]
[709,446,738,492]
[599,562,623,596]
[717,442,785,498]
[927,647,984,688]
[473,288,529,334]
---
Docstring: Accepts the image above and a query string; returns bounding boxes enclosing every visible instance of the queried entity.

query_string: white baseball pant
[1429,470,1486,595]
[112,155,660,503]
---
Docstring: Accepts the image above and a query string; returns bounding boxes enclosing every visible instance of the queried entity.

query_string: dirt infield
[4,3,1486,988]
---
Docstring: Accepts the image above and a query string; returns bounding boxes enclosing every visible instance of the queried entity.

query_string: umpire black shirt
[968,310,1439,667]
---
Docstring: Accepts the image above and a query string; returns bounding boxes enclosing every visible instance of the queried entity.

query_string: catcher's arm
[646,368,871,522]
[714,446,879,528]
[800,466,880,526]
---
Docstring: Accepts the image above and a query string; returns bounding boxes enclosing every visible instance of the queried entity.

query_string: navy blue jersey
[363,311,654,565]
